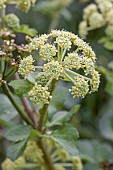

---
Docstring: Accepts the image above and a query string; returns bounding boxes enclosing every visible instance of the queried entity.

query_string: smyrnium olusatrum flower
[18,55,35,77]
[18,29,100,104]
[28,84,52,104]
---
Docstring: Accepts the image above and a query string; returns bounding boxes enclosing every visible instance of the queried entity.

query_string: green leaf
[104,41,113,50]
[0,94,17,121]
[49,105,80,126]
[48,86,69,115]
[9,79,34,97]
[5,125,33,142]
[13,24,37,36]
[51,124,79,156]
[84,163,102,170]
[98,37,110,43]
[7,140,27,161]
[105,81,113,96]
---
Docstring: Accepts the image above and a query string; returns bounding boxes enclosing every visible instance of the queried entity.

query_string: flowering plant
[0,1,100,170]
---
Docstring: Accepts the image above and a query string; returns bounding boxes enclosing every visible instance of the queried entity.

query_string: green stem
[1,5,6,28]
[4,67,18,80]
[37,79,57,170]
[0,60,5,74]
[64,71,75,84]
[2,82,34,127]
[64,68,91,81]
[38,140,56,170]
[38,79,57,132]
[61,48,67,61]
[3,61,8,78]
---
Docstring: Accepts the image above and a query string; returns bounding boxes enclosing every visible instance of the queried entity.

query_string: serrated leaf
[51,124,79,156]
[7,140,27,161]
[9,79,34,97]
[5,125,33,142]
[13,24,37,36]
[49,105,80,126]
[0,94,17,121]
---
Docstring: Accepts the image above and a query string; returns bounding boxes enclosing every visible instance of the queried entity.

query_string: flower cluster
[69,77,89,98]
[79,0,113,39]
[18,30,100,104]
[28,84,52,104]
[39,43,57,61]
[18,55,35,77]
[2,140,83,170]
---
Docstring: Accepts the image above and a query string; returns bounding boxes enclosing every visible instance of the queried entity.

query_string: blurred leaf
[108,61,113,70]
[14,24,37,36]
[78,140,113,163]
[7,140,27,161]
[104,41,113,50]
[5,125,33,142]
[84,163,101,170]
[34,1,59,15]
[105,70,113,96]
[26,72,37,84]
[48,86,69,115]
[61,9,72,20]
[99,110,113,141]
[9,79,34,97]
[99,37,110,44]
[105,81,113,96]
[51,123,79,155]
[49,104,80,126]
[0,94,17,121]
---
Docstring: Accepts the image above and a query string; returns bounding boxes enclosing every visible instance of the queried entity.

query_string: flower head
[28,84,52,104]
[18,55,35,77]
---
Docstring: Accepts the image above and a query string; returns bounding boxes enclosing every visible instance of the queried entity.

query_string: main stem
[38,79,57,132]
[37,79,57,170]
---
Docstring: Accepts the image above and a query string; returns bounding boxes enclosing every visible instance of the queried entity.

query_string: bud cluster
[79,0,113,39]
[28,84,52,104]
[18,30,100,104]
[2,140,83,170]
[18,55,35,77]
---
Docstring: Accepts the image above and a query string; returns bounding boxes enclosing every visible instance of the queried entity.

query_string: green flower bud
[43,61,64,80]
[39,43,57,61]
[28,84,52,104]
[69,77,89,98]
[2,159,15,170]
[63,52,82,70]
[18,55,35,77]
[83,4,97,20]
[72,156,83,170]
[89,12,104,29]
[90,70,100,92]
[23,141,44,164]
[5,14,20,28]
[35,72,49,86]
[79,21,88,38]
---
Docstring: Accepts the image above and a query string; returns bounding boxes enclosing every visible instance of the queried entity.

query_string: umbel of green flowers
[18,30,100,105]
[79,0,113,39]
